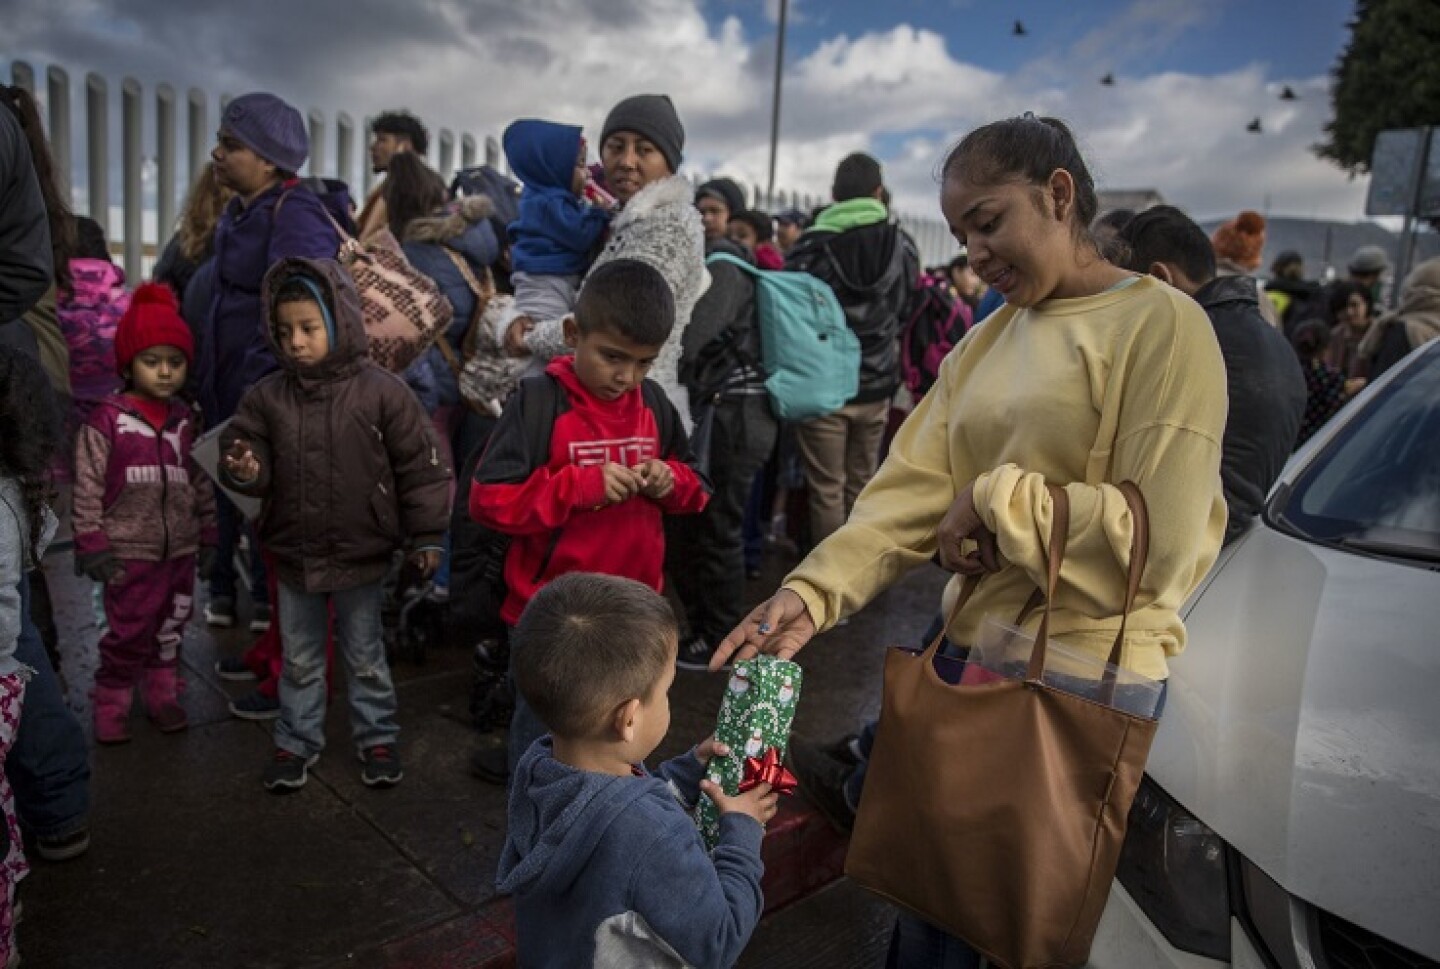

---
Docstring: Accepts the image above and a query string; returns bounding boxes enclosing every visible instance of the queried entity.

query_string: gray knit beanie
[222,92,309,175]
[601,94,684,173]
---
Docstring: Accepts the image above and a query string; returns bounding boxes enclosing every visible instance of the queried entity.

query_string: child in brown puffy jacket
[220,258,453,793]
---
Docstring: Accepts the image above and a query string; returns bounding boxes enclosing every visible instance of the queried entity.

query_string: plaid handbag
[317,207,453,373]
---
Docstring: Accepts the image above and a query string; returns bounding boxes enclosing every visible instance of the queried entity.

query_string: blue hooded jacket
[496,738,765,969]
[503,119,611,277]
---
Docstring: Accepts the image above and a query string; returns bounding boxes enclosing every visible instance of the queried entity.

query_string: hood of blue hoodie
[496,738,663,897]
[503,119,583,194]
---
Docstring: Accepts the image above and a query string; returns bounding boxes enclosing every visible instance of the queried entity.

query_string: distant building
[1097,189,1165,215]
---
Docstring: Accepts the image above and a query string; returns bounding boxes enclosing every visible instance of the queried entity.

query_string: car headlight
[1115,775,1231,961]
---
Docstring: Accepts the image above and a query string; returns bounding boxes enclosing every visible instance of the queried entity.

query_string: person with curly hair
[357,109,431,241]
[153,162,234,305]
[0,344,64,964]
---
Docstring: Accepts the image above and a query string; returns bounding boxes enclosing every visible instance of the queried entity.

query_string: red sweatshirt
[469,356,709,625]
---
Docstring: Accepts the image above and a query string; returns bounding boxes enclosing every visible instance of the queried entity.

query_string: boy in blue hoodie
[497,572,776,969]
[503,118,613,329]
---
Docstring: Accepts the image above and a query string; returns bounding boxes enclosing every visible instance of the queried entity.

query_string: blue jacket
[198,179,351,422]
[503,119,610,277]
[497,738,765,969]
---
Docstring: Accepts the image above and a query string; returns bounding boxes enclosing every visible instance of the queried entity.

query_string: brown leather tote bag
[846,482,1157,968]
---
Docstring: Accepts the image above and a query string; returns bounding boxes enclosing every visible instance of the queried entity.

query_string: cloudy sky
[3,0,1368,227]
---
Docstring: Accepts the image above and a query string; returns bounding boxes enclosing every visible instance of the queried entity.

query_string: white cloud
[2,0,1370,232]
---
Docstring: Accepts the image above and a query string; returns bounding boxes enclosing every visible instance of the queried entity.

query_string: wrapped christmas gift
[695,655,802,850]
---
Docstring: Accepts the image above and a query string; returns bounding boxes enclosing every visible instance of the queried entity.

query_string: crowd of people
[3,75,1440,966]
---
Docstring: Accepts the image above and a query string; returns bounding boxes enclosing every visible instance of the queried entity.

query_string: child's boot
[92,685,133,744]
[142,667,188,733]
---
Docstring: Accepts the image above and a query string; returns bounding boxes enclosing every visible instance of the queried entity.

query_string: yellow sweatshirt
[785,276,1228,681]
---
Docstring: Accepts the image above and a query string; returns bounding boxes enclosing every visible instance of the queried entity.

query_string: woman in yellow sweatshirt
[710,116,1229,963]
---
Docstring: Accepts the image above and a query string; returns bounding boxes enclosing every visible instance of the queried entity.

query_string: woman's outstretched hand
[709,588,817,672]
[936,482,1002,575]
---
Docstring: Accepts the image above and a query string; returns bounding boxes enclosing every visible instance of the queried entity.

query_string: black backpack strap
[640,380,685,460]
[520,372,564,472]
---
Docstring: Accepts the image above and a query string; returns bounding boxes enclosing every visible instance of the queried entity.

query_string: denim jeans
[5,572,90,839]
[211,492,268,605]
[274,581,397,758]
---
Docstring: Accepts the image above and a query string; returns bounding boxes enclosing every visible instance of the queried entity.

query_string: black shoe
[35,828,90,862]
[204,596,236,628]
[214,656,258,682]
[358,745,404,788]
[470,743,510,786]
[676,636,728,672]
[262,748,318,793]
[788,737,857,833]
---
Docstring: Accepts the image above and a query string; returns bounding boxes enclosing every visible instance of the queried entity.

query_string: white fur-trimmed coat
[525,174,709,428]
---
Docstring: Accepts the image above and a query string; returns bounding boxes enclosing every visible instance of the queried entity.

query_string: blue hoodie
[496,738,765,969]
[503,119,611,277]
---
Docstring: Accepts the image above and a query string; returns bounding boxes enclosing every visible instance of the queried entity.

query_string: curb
[374,800,848,967]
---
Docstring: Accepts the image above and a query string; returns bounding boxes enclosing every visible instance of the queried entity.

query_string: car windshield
[1278,346,1440,562]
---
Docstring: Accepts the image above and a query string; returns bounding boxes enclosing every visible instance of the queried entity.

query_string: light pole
[765,0,788,208]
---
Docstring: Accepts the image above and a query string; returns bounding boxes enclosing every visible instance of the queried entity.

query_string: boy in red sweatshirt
[470,258,709,780]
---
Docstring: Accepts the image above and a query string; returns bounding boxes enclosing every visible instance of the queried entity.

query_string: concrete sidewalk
[16,549,944,968]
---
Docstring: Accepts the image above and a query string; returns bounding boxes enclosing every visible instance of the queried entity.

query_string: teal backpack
[705,252,859,420]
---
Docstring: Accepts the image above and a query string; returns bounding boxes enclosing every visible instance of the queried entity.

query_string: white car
[1090,339,1440,968]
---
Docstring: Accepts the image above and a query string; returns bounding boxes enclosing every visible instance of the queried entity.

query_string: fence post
[86,73,109,229]
[307,109,325,177]
[362,116,375,197]
[188,88,208,185]
[46,66,72,204]
[461,133,476,170]
[10,61,35,93]
[156,83,176,245]
[121,77,142,281]
[337,112,355,193]
[438,128,455,183]
[484,135,500,170]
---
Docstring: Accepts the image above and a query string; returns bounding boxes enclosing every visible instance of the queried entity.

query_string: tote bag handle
[922,481,1150,691]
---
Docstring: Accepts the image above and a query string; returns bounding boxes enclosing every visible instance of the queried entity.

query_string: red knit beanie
[1210,210,1266,272]
[114,283,193,374]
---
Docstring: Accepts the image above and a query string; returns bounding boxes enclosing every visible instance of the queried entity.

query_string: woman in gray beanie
[522,94,707,428]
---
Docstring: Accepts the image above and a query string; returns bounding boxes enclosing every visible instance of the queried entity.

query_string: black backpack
[448,166,522,228]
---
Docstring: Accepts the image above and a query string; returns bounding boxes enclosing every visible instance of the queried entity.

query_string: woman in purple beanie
[199,91,353,703]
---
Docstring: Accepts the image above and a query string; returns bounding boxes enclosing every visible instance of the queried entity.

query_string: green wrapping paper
[695,655,803,849]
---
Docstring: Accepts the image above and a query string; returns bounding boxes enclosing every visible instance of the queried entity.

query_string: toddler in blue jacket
[502,118,613,328]
[496,572,776,969]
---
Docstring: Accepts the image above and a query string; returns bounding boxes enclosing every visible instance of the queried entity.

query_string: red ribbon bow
[737,747,798,796]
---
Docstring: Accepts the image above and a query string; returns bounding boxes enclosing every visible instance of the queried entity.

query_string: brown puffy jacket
[221,257,453,593]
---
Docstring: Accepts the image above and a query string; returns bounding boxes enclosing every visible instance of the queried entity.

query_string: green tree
[1316,0,1440,174]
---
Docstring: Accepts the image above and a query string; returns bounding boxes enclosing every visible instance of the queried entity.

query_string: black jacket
[785,219,917,404]
[681,238,763,405]
[1194,275,1307,544]
[0,102,52,328]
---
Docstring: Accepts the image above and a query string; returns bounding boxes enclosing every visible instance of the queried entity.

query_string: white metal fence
[6,58,958,279]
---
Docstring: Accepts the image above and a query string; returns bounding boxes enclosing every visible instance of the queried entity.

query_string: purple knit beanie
[221,93,309,174]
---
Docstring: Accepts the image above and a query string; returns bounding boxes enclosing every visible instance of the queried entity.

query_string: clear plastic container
[961,618,1164,719]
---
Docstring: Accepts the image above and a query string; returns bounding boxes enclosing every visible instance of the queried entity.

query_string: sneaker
[676,636,727,672]
[248,603,272,633]
[214,656,258,682]
[788,737,858,833]
[229,690,280,720]
[470,743,510,786]
[35,828,90,862]
[358,745,404,788]
[204,596,236,628]
[263,748,318,792]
